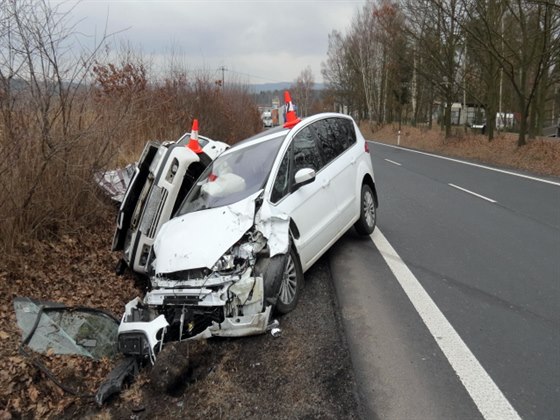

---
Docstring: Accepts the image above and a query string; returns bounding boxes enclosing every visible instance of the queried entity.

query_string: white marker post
[397,130,401,146]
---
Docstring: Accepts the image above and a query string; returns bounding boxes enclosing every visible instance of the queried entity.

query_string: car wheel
[259,245,303,314]
[275,247,303,315]
[354,184,376,236]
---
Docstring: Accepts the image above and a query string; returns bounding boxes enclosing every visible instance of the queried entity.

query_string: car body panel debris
[112,132,228,275]
[14,297,119,360]
[94,164,136,203]
[14,297,136,405]
[95,357,138,405]
[117,297,169,363]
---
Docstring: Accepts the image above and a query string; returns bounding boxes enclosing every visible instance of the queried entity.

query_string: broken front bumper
[118,271,272,360]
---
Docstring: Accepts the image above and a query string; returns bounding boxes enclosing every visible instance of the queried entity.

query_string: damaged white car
[118,112,378,359]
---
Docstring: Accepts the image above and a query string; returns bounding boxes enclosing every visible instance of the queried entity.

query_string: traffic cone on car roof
[187,119,203,154]
[283,90,301,128]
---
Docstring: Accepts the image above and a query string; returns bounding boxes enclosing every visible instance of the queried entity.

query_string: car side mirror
[293,168,316,191]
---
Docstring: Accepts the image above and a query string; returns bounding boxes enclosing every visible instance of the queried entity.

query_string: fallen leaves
[365,123,560,177]
[0,212,141,417]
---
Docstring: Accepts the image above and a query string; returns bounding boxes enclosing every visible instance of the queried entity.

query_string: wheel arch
[362,174,378,207]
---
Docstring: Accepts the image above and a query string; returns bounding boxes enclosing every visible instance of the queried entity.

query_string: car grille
[162,295,202,306]
[140,186,168,239]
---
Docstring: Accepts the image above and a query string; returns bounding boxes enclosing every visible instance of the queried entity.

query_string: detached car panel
[112,134,228,275]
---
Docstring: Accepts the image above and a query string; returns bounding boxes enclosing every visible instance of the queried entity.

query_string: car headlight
[212,254,235,272]
[211,232,267,274]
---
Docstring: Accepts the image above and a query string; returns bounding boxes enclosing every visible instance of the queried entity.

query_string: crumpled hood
[153,192,260,274]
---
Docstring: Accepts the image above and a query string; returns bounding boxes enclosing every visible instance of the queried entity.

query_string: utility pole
[498,9,504,130]
[218,66,227,88]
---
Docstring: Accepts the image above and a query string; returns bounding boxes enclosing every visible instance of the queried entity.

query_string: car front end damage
[117,193,290,362]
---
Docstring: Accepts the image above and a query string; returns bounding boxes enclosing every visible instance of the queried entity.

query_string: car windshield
[176,133,210,148]
[177,135,285,215]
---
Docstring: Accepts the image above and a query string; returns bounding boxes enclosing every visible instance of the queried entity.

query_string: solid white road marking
[448,183,497,203]
[371,228,522,420]
[370,141,560,187]
[384,158,402,166]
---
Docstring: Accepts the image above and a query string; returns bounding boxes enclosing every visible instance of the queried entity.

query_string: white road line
[448,183,497,203]
[370,141,560,187]
[371,228,521,420]
[384,158,402,166]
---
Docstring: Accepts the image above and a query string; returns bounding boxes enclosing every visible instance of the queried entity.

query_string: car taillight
[364,142,370,153]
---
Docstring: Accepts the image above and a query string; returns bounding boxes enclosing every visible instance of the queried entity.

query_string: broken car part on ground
[13,297,136,404]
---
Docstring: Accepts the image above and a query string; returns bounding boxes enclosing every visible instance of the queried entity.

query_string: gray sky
[64,0,365,84]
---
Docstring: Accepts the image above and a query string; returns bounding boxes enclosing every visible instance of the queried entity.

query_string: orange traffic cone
[187,119,203,154]
[283,90,301,128]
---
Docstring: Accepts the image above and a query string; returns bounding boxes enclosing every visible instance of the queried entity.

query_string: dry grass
[361,123,560,178]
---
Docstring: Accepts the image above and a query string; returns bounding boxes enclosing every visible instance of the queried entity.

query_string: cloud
[60,0,362,82]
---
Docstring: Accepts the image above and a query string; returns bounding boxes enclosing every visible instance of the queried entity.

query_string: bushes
[0,1,261,254]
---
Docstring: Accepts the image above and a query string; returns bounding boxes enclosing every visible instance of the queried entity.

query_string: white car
[112,132,228,275]
[118,112,378,359]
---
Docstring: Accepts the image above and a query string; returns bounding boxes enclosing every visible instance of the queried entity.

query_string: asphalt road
[330,142,560,420]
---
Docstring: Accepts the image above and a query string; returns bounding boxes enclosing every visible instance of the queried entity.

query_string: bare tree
[403,0,466,138]
[348,1,385,125]
[291,66,315,117]
[0,0,110,247]
[321,30,349,100]
[450,0,560,146]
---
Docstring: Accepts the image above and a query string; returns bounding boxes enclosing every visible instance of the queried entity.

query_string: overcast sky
[61,0,365,84]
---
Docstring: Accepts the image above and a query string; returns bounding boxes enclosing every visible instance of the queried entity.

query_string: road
[330,142,560,420]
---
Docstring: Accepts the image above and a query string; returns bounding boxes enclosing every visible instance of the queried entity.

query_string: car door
[270,125,339,271]
[312,117,359,226]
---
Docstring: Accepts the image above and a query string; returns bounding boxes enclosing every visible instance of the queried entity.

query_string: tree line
[321,0,560,146]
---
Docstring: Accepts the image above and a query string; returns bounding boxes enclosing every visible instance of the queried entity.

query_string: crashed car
[118,106,378,360]
[112,124,228,275]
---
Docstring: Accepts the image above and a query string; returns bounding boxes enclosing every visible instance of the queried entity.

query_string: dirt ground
[2,123,558,419]
[93,259,361,420]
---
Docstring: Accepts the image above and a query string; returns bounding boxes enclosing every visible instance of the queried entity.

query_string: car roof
[222,112,355,155]
[224,126,289,154]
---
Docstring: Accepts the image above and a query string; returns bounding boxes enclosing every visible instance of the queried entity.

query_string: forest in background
[321,0,560,145]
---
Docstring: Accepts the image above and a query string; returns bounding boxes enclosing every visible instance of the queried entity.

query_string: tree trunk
[518,97,528,147]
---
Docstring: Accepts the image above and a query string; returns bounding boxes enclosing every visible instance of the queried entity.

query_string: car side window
[293,126,323,175]
[271,146,291,203]
[313,119,344,165]
[331,117,356,151]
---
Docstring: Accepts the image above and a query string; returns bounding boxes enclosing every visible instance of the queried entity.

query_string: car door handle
[350,157,356,165]
[322,179,330,188]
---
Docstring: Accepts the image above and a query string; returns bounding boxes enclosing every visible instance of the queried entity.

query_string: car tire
[262,246,303,315]
[275,247,303,314]
[354,184,377,236]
